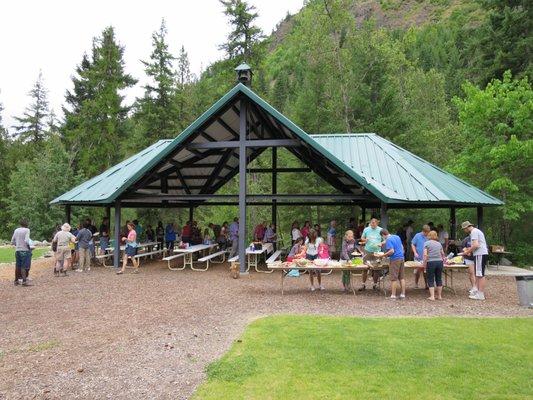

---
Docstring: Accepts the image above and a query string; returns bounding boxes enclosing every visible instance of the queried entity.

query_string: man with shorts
[358,218,382,291]
[52,223,76,276]
[377,229,406,300]
[461,221,488,300]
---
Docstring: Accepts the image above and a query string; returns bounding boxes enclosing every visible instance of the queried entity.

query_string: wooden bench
[162,253,186,271]
[194,250,227,271]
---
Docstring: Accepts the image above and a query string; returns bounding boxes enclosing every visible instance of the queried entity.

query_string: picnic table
[100,241,161,267]
[267,262,368,295]
[372,261,469,296]
[267,260,468,295]
[228,242,274,272]
[174,243,218,269]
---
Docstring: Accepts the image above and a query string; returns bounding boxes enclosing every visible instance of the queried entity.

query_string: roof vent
[235,63,253,87]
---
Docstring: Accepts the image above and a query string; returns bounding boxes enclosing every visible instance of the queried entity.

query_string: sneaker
[372,284,378,291]
[14,280,20,286]
[76,269,83,273]
[389,295,397,300]
[399,294,406,300]
[21,281,33,286]
[310,286,315,292]
[469,292,485,300]
[319,285,325,291]
[357,285,366,292]
[469,288,478,295]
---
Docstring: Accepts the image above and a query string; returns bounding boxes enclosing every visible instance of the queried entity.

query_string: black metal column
[450,207,456,240]
[238,98,247,273]
[65,205,71,224]
[380,202,388,229]
[272,147,277,250]
[113,200,121,269]
[189,206,194,223]
[105,206,111,224]
[477,206,483,231]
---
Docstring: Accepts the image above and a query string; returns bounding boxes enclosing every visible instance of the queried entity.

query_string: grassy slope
[0,247,49,263]
[194,315,533,400]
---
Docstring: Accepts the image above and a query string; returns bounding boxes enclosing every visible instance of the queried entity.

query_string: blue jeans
[15,251,32,282]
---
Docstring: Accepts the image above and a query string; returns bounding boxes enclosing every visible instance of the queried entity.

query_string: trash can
[515,275,533,308]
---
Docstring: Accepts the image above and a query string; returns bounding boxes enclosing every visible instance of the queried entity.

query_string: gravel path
[0,258,531,400]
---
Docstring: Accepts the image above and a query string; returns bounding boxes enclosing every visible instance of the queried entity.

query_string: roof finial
[235,63,253,87]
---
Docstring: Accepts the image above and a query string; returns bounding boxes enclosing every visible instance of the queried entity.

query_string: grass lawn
[194,316,533,400]
[0,247,49,263]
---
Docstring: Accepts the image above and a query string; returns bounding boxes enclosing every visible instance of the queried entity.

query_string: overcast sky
[0,0,303,128]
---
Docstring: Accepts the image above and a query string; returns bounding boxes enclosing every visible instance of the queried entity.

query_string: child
[286,237,305,277]
[306,229,323,291]
[317,241,330,260]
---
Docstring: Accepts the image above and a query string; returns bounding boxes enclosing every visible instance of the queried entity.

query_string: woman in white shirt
[306,229,323,291]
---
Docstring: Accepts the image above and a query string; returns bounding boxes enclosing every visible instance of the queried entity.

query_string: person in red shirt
[182,221,192,244]
[253,221,266,242]
[301,221,311,240]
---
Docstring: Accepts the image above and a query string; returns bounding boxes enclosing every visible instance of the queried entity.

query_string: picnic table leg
[281,270,285,295]
[349,272,356,295]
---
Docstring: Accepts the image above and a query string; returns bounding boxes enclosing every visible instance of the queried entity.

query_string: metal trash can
[515,275,533,308]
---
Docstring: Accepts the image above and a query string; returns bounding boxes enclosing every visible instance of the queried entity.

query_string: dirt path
[0,259,531,399]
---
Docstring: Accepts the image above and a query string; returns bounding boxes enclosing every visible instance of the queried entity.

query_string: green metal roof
[50,140,173,204]
[310,134,503,206]
[51,83,502,207]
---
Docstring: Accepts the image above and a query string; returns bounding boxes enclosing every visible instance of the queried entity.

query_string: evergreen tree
[219,0,264,61]
[61,52,95,166]
[0,99,11,238]
[13,71,50,143]
[177,45,192,88]
[132,20,182,148]
[474,0,532,84]
[63,27,136,176]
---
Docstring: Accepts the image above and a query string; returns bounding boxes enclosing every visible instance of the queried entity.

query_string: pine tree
[13,71,50,143]
[134,20,181,146]
[62,27,136,176]
[219,0,264,61]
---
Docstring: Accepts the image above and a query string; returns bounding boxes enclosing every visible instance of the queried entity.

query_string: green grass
[0,247,48,263]
[194,316,533,400]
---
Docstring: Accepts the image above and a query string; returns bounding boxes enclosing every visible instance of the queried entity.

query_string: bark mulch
[0,258,531,400]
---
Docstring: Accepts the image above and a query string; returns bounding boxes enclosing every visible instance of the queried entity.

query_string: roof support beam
[249,167,311,173]
[187,139,300,150]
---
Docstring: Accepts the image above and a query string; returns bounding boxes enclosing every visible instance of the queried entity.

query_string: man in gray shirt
[11,219,32,286]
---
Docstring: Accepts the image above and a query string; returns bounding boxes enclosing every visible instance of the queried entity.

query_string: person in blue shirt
[376,229,406,300]
[411,225,430,289]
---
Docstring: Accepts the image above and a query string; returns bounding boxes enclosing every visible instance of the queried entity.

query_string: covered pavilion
[51,65,503,272]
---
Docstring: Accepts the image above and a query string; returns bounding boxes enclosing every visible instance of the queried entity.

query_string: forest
[0,0,531,264]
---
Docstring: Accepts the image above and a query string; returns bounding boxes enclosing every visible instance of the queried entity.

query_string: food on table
[296,259,309,267]
[351,258,364,266]
[313,259,328,267]
[450,256,463,264]
[373,252,385,257]
[405,261,422,268]
[327,260,341,267]
[351,251,362,256]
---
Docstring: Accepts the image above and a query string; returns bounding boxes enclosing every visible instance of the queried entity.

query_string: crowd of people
[11,213,489,301]
[284,217,488,301]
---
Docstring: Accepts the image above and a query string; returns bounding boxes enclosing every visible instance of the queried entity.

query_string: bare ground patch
[0,259,531,399]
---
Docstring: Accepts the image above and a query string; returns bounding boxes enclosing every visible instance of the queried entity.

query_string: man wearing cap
[376,229,406,300]
[461,221,489,300]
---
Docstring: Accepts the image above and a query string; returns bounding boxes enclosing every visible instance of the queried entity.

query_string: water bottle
[447,252,454,259]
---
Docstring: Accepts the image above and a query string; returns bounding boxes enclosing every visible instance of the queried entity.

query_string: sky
[0,0,304,128]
